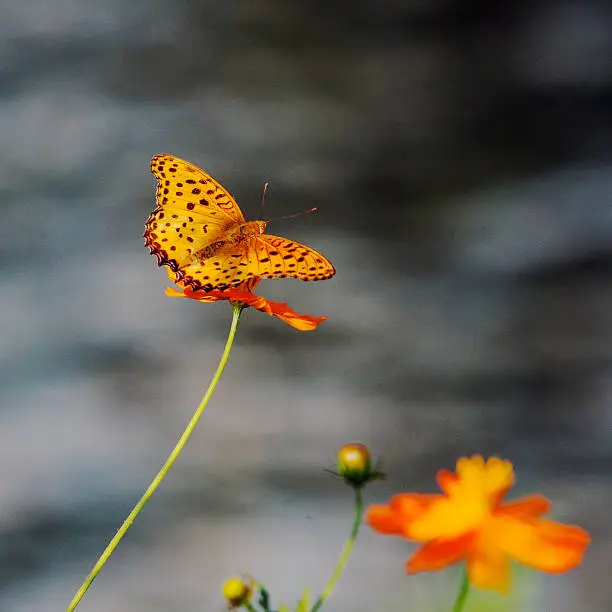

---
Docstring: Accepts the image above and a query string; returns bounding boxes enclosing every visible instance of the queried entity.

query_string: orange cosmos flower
[366,455,590,593]
[165,274,327,332]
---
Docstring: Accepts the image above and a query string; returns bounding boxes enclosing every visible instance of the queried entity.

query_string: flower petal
[497,494,551,519]
[436,469,459,494]
[407,533,473,573]
[367,494,440,538]
[263,300,327,331]
[366,505,406,536]
[410,496,487,541]
[164,280,326,330]
[165,286,220,301]
[466,542,511,593]
[389,493,441,516]
[496,515,590,573]
[455,455,514,502]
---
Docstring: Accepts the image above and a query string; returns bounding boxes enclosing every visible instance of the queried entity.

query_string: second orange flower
[367,455,590,593]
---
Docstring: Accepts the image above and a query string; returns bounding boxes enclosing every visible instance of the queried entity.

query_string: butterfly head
[254,220,267,234]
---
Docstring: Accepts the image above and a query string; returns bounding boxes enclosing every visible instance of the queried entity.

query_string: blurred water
[1,1,611,610]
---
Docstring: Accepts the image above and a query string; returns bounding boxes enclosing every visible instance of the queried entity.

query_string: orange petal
[233,292,267,309]
[497,515,590,573]
[389,493,441,515]
[409,495,490,541]
[165,286,220,301]
[456,456,514,502]
[263,300,327,331]
[436,469,459,494]
[407,533,473,573]
[164,276,325,330]
[497,494,551,518]
[167,283,265,307]
[166,286,188,298]
[392,494,444,539]
[367,494,442,539]
[436,457,515,507]
[466,542,511,593]
[366,505,406,536]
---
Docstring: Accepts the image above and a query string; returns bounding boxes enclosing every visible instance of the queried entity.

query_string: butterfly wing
[145,154,335,291]
[172,242,258,292]
[247,234,336,282]
[144,154,246,282]
[176,233,336,291]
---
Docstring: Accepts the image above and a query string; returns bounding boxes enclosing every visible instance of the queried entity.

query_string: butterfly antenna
[259,181,317,223]
[277,207,318,221]
[260,182,270,218]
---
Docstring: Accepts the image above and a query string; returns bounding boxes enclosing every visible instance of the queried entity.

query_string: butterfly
[144,154,336,292]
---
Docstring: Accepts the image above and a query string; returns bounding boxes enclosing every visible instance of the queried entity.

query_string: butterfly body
[226,219,267,245]
[145,154,335,292]
[191,220,265,261]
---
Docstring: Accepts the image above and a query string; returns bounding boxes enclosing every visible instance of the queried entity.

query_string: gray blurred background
[1,1,611,611]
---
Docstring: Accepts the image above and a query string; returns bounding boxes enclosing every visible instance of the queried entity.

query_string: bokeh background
[1,1,611,610]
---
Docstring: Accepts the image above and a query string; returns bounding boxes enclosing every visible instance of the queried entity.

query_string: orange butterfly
[144,154,336,292]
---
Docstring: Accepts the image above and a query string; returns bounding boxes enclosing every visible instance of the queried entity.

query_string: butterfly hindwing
[173,243,256,292]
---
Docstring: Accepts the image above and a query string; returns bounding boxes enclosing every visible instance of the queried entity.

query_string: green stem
[452,569,470,612]
[310,487,363,612]
[67,305,243,611]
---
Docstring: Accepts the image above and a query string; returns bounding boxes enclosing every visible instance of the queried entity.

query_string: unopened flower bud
[222,575,253,609]
[336,443,374,487]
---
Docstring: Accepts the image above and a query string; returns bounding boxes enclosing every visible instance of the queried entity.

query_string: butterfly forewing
[145,154,246,275]
[150,154,245,225]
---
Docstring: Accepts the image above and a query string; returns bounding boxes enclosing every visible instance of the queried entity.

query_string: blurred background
[1,1,611,610]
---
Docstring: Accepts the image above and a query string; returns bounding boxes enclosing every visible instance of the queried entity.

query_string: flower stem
[67,304,243,611]
[452,569,470,612]
[310,487,364,612]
